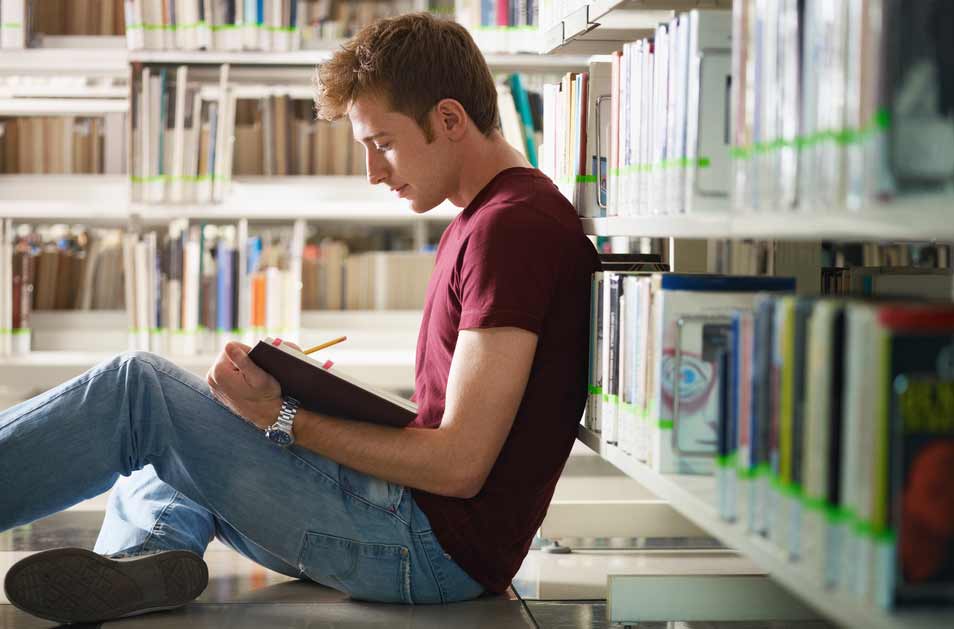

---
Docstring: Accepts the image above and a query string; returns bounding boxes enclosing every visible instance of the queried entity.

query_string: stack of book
[717,297,954,611]
[0,223,126,355]
[122,218,305,355]
[587,270,796,473]
[232,97,365,177]
[731,0,954,213]
[301,241,434,311]
[541,9,733,218]
[131,65,235,203]
[31,0,126,37]
[455,0,541,52]
[0,114,126,174]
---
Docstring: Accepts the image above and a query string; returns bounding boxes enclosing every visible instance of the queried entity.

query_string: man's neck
[446,132,532,208]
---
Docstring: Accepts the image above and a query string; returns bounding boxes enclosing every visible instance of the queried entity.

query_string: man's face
[348,94,452,213]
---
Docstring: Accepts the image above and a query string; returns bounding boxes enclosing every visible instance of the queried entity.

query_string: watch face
[265,429,293,446]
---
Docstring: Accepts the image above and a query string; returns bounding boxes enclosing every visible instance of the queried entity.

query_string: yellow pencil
[303,335,347,355]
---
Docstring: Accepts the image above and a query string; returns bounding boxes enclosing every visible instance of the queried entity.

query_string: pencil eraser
[322,360,334,369]
[272,338,283,346]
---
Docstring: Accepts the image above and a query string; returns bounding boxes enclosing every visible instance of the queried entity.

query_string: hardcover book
[248,338,417,428]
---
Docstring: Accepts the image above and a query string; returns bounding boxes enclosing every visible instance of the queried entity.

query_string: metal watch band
[265,396,300,447]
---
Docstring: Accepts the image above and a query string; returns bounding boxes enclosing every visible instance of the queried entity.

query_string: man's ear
[434,98,468,141]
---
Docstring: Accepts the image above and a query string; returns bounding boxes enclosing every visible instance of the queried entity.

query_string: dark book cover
[248,339,417,427]
[879,305,954,606]
[891,373,954,606]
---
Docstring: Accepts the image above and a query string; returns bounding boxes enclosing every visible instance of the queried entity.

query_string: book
[248,338,417,427]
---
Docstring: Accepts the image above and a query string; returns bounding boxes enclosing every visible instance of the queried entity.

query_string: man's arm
[210,327,538,499]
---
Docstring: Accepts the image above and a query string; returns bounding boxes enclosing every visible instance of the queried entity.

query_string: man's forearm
[292,409,475,499]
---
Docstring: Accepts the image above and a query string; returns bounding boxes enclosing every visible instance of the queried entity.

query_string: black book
[248,338,417,427]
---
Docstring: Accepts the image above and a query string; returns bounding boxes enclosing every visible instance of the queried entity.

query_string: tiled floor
[0,505,837,629]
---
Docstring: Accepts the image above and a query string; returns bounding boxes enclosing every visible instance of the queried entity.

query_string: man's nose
[366,149,388,185]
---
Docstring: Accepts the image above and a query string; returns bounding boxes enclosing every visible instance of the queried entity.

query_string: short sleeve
[457,208,565,334]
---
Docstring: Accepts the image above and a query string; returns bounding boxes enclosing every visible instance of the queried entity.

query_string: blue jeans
[0,352,484,604]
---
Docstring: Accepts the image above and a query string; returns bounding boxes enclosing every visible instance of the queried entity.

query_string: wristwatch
[265,396,300,447]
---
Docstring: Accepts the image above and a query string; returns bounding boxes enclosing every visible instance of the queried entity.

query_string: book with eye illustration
[649,274,796,475]
[247,338,417,427]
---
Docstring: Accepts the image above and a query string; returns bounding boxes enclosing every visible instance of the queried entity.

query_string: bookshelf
[549,0,954,627]
[577,426,947,629]
[543,0,731,54]
[581,193,954,241]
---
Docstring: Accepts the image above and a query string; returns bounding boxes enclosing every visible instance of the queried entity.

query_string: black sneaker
[3,547,208,624]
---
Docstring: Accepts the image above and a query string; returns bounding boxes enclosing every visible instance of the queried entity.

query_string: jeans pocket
[338,466,406,517]
[298,531,411,604]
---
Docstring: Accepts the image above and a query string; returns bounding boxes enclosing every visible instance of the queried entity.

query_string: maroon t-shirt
[409,167,600,593]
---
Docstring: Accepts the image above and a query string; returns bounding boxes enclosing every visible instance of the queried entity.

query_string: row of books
[541,9,731,217]
[587,260,954,608]
[0,223,126,355]
[131,65,234,203]
[716,297,954,610]
[232,97,365,177]
[130,64,542,203]
[455,0,538,28]
[1,0,124,47]
[122,1,445,51]
[586,265,796,474]
[546,1,954,218]
[123,218,305,355]
[729,0,954,213]
[0,115,126,175]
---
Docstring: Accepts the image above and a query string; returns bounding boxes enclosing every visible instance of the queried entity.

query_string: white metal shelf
[0,98,128,116]
[0,175,460,223]
[0,43,128,75]
[576,425,954,629]
[582,194,954,241]
[0,348,414,392]
[543,0,731,55]
[128,47,588,72]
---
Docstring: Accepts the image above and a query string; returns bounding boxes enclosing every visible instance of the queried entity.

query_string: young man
[1,12,599,623]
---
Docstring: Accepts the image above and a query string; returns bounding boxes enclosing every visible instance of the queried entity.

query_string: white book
[1,0,25,49]
[103,112,126,175]
[601,272,619,443]
[618,276,640,454]
[125,1,146,51]
[212,65,231,202]
[638,40,652,215]
[148,72,164,202]
[243,0,259,49]
[264,266,282,336]
[634,277,653,462]
[837,303,874,594]
[685,9,732,213]
[670,14,690,214]
[199,0,214,50]
[650,24,669,215]
[141,67,153,202]
[142,0,162,49]
[171,66,188,203]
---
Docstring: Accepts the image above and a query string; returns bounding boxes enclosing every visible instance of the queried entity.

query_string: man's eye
[376,144,391,152]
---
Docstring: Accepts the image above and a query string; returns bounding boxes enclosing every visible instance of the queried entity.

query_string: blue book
[256,0,264,25]
[659,274,796,292]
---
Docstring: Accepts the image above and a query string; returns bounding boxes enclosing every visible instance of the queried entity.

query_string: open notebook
[247,338,418,427]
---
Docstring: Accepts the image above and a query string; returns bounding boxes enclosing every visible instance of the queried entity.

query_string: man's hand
[206,341,283,430]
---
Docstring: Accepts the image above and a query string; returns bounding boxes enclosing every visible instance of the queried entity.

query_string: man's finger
[225,342,272,390]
